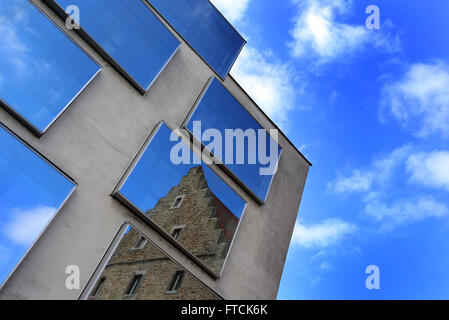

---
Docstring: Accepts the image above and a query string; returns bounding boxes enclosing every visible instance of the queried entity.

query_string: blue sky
[210,0,449,299]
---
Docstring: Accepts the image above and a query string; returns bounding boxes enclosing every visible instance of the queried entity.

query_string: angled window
[167,271,185,293]
[47,0,180,93]
[0,125,76,288]
[184,78,283,204]
[113,122,246,276]
[146,0,245,79]
[132,236,147,250]
[170,195,185,209]
[125,274,143,296]
[83,224,220,300]
[0,0,101,136]
[91,277,106,297]
[170,226,184,240]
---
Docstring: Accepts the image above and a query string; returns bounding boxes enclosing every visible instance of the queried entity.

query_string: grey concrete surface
[0,0,310,300]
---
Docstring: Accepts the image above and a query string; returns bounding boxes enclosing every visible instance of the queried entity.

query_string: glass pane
[116,123,246,275]
[0,126,76,287]
[87,224,220,300]
[52,0,180,91]
[185,78,283,203]
[146,0,245,78]
[0,0,100,134]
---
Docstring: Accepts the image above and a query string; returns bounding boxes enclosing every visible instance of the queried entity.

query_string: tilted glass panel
[185,78,283,203]
[115,123,246,276]
[0,0,101,135]
[85,224,220,300]
[52,0,180,92]
[0,126,76,287]
[146,0,245,79]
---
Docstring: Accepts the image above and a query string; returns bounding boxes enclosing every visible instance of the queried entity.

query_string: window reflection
[146,0,245,79]
[114,123,246,276]
[50,0,180,93]
[86,224,220,300]
[185,78,283,203]
[0,0,100,135]
[0,125,76,288]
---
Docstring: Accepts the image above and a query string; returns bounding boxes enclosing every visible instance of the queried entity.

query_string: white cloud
[231,46,299,128]
[289,0,399,63]
[3,206,57,246]
[406,151,449,192]
[382,62,449,138]
[328,146,411,194]
[210,0,251,23]
[365,197,449,231]
[292,219,357,249]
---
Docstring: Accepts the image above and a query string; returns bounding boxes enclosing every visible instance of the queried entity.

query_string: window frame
[44,0,181,95]
[170,225,186,240]
[181,77,283,205]
[170,195,185,209]
[132,236,148,250]
[0,0,102,137]
[110,121,248,279]
[0,122,77,290]
[124,273,144,296]
[90,277,106,297]
[166,270,185,293]
[143,0,246,80]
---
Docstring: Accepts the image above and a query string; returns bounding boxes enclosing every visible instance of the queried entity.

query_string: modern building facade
[0,0,310,300]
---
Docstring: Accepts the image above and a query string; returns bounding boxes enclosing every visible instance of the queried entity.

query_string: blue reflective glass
[52,0,180,92]
[185,78,283,203]
[0,126,76,287]
[0,0,100,135]
[117,123,245,275]
[146,0,245,79]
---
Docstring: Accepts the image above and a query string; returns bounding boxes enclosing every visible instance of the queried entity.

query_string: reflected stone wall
[89,226,219,300]
[147,166,239,274]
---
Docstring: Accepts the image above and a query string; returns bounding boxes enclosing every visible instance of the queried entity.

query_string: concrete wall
[0,0,310,300]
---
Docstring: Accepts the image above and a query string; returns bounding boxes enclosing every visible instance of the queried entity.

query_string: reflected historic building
[147,166,239,275]
[88,165,236,299]
[89,226,219,300]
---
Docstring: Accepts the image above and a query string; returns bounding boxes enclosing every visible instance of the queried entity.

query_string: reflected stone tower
[147,166,239,274]
[89,166,237,299]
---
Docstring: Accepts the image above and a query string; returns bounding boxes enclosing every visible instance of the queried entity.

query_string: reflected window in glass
[0,0,100,136]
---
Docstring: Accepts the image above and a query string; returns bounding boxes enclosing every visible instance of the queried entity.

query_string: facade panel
[0,0,100,136]
[146,0,245,78]
[0,125,75,288]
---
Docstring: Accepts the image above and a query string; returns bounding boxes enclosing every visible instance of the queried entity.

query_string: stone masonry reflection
[90,166,238,299]
[148,166,239,274]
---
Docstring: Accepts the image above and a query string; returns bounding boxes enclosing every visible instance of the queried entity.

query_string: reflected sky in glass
[0,126,75,287]
[186,78,282,202]
[53,0,180,91]
[120,123,245,218]
[0,0,100,134]
[146,0,245,78]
